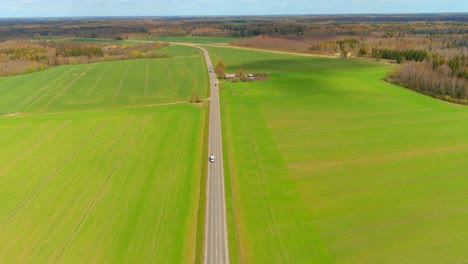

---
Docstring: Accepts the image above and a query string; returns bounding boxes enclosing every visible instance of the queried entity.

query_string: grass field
[155,45,203,57]
[137,36,239,44]
[0,55,208,115]
[0,53,209,262]
[206,46,468,263]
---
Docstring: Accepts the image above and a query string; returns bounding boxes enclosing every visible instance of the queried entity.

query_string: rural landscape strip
[198,46,230,264]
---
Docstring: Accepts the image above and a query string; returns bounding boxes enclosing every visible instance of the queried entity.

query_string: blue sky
[0,0,466,18]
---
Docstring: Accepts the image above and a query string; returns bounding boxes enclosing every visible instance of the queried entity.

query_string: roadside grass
[208,46,468,263]
[219,83,242,264]
[0,56,208,115]
[136,36,240,44]
[194,103,210,264]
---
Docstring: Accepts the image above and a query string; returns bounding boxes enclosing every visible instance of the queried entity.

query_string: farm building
[225,73,236,79]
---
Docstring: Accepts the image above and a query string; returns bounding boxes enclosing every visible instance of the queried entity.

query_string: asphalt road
[199,47,230,264]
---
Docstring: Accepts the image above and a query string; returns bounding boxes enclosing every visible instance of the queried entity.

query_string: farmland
[206,46,468,263]
[0,46,208,262]
[0,52,208,115]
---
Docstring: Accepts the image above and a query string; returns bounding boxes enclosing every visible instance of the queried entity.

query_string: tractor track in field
[80,63,112,104]
[113,61,132,102]
[23,66,77,112]
[39,64,96,113]
[144,61,150,97]
[163,59,177,93]
[149,119,190,258]
[56,116,151,263]
[123,116,171,261]
[0,122,70,178]
[17,85,50,112]
[0,121,104,231]
[1,98,210,120]
[181,60,200,100]
[248,135,290,264]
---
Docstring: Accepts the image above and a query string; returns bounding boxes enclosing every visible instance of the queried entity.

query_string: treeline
[388,55,468,104]
[0,40,169,76]
[0,16,467,41]
[57,45,103,58]
[370,49,429,63]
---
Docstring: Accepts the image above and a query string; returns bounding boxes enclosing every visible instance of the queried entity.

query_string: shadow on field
[231,58,367,73]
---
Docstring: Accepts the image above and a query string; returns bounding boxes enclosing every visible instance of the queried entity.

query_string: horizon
[1,0,467,18]
[0,12,467,20]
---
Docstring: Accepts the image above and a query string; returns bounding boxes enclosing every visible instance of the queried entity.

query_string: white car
[209,155,215,163]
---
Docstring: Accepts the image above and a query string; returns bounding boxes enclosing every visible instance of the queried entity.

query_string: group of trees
[215,60,226,79]
[370,48,429,63]
[388,54,468,103]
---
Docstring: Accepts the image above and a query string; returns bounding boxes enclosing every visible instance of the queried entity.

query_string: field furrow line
[23,66,77,112]
[123,116,172,261]
[39,64,95,113]
[149,118,190,258]
[56,115,152,263]
[163,59,176,92]
[51,117,137,261]
[80,63,112,104]
[0,122,70,178]
[0,121,104,230]
[16,85,50,112]
[145,61,150,97]
[181,60,199,99]
[113,61,132,101]
[248,135,290,264]
[315,206,468,239]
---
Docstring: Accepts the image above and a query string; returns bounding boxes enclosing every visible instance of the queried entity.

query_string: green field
[0,55,208,115]
[137,36,239,44]
[0,54,208,262]
[155,45,203,57]
[206,46,468,263]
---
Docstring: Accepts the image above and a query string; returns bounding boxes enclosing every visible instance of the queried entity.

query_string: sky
[0,0,466,18]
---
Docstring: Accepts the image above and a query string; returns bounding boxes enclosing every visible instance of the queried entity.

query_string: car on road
[209,155,215,163]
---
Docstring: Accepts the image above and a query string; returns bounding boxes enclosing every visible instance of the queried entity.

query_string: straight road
[198,47,230,264]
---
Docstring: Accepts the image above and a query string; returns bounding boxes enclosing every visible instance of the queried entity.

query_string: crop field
[206,46,468,263]
[0,55,208,115]
[0,53,208,262]
[155,45,203,57]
